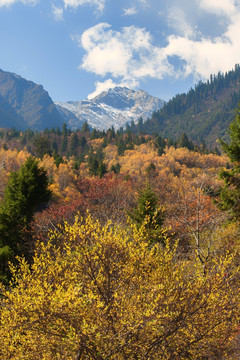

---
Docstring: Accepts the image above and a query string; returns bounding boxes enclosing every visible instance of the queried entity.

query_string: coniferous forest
[0,103,239,358]
[130,64,240,147]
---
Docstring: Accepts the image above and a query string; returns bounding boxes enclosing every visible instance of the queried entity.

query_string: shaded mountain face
[0,69,64,130]
[55,87,165,130]
[0,93,23,129]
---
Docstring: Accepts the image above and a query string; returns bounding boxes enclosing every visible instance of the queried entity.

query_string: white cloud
[122,0,149,16]
[165,35,233,80]
[123,7,138,16]
[167,7,197,39]
[63,0,106,13]
[197,0,236,16]
[88,79,129,99]
[77,0,240,97]
[0,0,37,7]
[164,1,240,80]
[80,24,132,78]
[52,4,63,21]
[79,23,173,94]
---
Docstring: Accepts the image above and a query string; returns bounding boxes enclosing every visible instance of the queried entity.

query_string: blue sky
[0,0,240,102]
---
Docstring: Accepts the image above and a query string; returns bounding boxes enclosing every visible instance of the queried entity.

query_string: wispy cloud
[137,0,149,7]
[63,0,106,14]
[123,7,138,16]
[0,0,106,13]
[167,7,197,39]
[52,4,63,21]
[0,0,37,7]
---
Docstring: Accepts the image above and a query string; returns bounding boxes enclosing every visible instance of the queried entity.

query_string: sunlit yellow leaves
[39,154,57,180]
[0,215,239,359]
[103,144,229,179]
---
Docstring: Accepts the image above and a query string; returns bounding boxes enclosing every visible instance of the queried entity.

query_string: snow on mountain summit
[55,87,164,130]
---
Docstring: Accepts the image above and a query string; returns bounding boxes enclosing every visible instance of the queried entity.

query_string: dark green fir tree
[0,157,51,282]
[129,183,165,245]
[218,105,240,219]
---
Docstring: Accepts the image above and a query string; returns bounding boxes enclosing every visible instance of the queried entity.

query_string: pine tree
[33,135,52,159]
[218,106,240,218]
[61,123,68,153]
[90,128,98,140]
[155,135,166,156]
[53,151,64,168]
[81,121,90,132]
[146,162,157,177]
[117,138,126,156]
[69,132,79,156]
[98,162,108,178]
[0,157,52,280]
[129,183,165,245]
[88,149,99,176]
[61,134,68,153]
[111,162,121,174]
[178,133,194,150]
[137,116,144,134]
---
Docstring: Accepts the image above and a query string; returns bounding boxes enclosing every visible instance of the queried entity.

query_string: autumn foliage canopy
[0,215,239,359]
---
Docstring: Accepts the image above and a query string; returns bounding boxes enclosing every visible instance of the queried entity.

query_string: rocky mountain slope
[0,69,64,130]
[55,87,164,130]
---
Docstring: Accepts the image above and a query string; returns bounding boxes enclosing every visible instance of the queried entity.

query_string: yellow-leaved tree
[0,215,239,359]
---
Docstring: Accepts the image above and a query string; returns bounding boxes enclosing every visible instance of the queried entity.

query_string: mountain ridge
[0,69,64,131]
[55,87,165,130]
[1,66,240,148]
[132,65,240,147]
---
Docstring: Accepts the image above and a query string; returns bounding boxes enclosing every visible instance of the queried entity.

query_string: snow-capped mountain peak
[55,87,165,130]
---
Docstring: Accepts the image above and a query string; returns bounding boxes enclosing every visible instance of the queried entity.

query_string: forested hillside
[131,64,240,147]
[0,121,213,176]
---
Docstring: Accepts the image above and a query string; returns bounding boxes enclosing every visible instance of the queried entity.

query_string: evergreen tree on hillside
[87,150,99,176]
[110,162,121,174]
[98,162,108,178]
[0,157,51,282]
[117,138,126,156]
[69,132,79,156]
[146,162,157,177]
[81,121,90,132]
[129,183,165,245]
[33,135,52,159]
[178,133,194,150]
[218,106,240,218]
[155,135,166,156]
[61,123,68,153]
